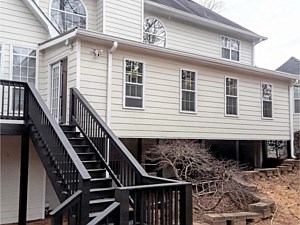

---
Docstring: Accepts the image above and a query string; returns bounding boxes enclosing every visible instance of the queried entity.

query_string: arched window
[143,18,166,47]
[50,0,87,33]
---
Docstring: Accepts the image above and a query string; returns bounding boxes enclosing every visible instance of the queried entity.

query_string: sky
[218,0,300,70]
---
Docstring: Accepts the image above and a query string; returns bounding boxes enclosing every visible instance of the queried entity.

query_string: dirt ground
[194,170,300,225]
[5,171,299,225]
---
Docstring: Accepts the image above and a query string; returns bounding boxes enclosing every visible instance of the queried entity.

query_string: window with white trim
[12,47,37,111]
[50,0,86,33]
[225,77,238,116]
[294,85,300,113]
[262,83,273,118]
[124,60,144,108]
[143,18,166,47]
[181,69,196,112]
[12,47,36,84]
[221,36,240,61]
[0,44,2,76]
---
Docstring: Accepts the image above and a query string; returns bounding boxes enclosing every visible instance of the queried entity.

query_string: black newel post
[18,85,30,225]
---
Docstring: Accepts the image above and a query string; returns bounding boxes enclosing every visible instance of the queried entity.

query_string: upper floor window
[261,83,273,119]
[124,59,144,109]
[295,85,300,113]
[225,77,238,116]
[221,36,240,62]
[51,0,86,33]
[12,47,36,84]
[181,69,196,113]
[143,18,166,47]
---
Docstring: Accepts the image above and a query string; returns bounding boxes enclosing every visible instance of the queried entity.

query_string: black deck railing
[70,88,193,225]
[0,80,91,225]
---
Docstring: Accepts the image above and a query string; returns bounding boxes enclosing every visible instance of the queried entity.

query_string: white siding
[39,41,78,118]
[144,11,253,65]
[294,114,300,131]
[80,41,108,120]
[0,0,49,80]
[105,0,143,41]
[96,0,103,32]
[39,0,97,32]
[0,136,45,224]
[100,50,289,140]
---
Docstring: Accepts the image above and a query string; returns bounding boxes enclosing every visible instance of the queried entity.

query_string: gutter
[144,0,267,43]
[290,79,299,159]
[39,29,298,81]
[106,41,118,127]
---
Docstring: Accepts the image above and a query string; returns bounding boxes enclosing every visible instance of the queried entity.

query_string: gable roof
[147,0,265,42]
[276,57,300,75]
[149,0,248,32]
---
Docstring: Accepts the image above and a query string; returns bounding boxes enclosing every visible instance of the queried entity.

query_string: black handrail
[69,87,193,224]
[0,80,91,225]
[87,202,120,225]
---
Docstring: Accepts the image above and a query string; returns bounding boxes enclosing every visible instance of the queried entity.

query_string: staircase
[60,124,116,221]
[0,79,192,225]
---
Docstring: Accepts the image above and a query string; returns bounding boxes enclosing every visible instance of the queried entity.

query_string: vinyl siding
[39,41,78,117]
[39,0,97,32]
[96,0,103,32]
[0,0,49,80]
[101,49,289,140]
[144,11,253,65]
[294,114,300,131]
[105,0,143,41]
[79,41,108,120]
[0,136,45,224]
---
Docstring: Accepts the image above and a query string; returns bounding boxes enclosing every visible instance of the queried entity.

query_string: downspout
[289,79,298,159]
[106,41,118,127]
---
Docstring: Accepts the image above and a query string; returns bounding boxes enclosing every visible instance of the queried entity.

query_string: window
[295,85,300,113]
[50,0,86,33]
[225,77,238,116]
[221,36,240,61]
[143,18,166,47]
[124,59,144,108]
[181,69,196,112]
[262,83,273,118]
[12,47,36,84]
[12,47,36,111]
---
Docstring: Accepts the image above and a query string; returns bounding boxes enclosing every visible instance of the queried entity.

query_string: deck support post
[18,124,30,225]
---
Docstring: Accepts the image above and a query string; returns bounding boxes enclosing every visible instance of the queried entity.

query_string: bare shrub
[146,140,258,212]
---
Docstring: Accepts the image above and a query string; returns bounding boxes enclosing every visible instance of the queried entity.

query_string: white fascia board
[22,0,60,38]
[39,29,78,50]
[144,0,267,44]
[40,28,298,81]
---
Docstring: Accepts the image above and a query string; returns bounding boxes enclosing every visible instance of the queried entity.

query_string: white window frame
[261,82,273,119]
[224,76,239,117]
[294,85,300,114]
[143,17,167,47]
[49,0,88,32]
[10,45,38,87]
[180,68,197,114]
[123,58,145,110]
[0,43,3,78]
[220,35,241,62]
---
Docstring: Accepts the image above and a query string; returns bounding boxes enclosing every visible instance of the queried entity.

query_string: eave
[22,0,60,38]
[39,28,298,82]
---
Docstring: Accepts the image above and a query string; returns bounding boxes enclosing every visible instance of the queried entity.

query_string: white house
[0,0,299,224]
